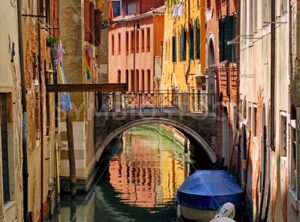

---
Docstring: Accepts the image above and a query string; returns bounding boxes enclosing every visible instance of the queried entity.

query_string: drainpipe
[17,1,29,221]
[270,0,275,151]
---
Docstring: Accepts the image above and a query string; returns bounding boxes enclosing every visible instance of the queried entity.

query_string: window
[126,2,136,15]
[131,70,135,91]
[147,69,151,92]
[0,94,10,203]
[195,19,200,59]
[111,34,115,55]
[136,30,139,53]
[146,28,150,52]
[249,0,253,35]
[189,22,194,60]
[126,31,129,55]
[118,33,121,55]
[172,36,177,62]
[207,0,211,8]
[136,70,139,91]
[179,26,186,61]
[118,70,121,83]
[126,70,129,86]
[112,0,121,17]
[141,29,145,52]
[219,16,236,62]
[253,0,257,33]
[291,122,297,191]
[141,70,145,91]
[248,106,252,130]
[253,107,257,137]
[131,31,135,53]
[262,0,271,25]
[280,114,287,157]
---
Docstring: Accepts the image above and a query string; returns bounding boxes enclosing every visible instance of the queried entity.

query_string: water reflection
[109,127,189,209]
[55,125,192,222]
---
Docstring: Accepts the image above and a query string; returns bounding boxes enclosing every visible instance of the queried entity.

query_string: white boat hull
[177,204,216,221]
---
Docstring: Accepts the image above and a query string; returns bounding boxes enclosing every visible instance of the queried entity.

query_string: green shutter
[172,36,177,62]
[183,26,186,61]
[219,16,236,62]
[219,18,225,62]
[189,23,194,60]
[224,16,235,62]
[195,19,200,59]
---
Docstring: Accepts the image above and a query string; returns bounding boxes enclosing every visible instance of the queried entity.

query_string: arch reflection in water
[109,125,189,209]
[56,124,192,222]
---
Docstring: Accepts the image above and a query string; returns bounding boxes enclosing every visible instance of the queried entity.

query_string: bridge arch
[95,117,217,163]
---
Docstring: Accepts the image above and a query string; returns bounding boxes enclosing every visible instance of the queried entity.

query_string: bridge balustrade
[97,91,216,113]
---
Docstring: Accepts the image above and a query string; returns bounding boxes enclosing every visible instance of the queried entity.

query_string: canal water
[55,124,200,222]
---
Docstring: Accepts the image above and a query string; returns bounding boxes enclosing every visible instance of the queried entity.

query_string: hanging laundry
[84,47,92,80]
[56,42,73,111]
[173,3,183,18]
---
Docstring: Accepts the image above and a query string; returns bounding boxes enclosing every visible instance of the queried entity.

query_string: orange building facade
[108,1,164,91]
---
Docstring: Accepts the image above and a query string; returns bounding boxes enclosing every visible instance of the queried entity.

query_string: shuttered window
[179,26,186,61]
[172,36,177,62]
[84,0,91,42]
[0,94,10,203]
[189,22,194,60]
[84,1,100,46]
[219,16,236,62]
[195,19,200,59]
[95,9,101,46]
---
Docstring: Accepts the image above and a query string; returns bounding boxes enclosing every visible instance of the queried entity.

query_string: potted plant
[46,35,59,48]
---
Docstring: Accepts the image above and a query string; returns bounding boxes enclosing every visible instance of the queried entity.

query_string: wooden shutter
[84,0,91,42]
[189,23,194,60]
[195,19,200,59]
[95,9,101,46]
[219,16,236,62]
[219,18,225,62]
[0,94,10,203]
[224,16,235,62]
[172,36,176,62]
[89,2,95,44]
[180,26,186,61]
[183,27,186,61]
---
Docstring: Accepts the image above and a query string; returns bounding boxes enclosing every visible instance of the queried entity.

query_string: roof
[112,5,165,23]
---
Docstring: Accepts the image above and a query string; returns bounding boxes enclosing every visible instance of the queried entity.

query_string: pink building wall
[109,16,164,91]
[108,1,164,92]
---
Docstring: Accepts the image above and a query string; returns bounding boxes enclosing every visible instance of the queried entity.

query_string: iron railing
[97,91,216,113]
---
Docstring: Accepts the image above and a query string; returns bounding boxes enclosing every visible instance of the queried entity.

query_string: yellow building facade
[161,0,206,93]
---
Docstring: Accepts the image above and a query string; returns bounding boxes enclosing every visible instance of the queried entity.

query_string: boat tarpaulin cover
[176,170,243,210]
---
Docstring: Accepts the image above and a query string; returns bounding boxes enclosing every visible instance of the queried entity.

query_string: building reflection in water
[55,125,190,221]
[109,125,189,208]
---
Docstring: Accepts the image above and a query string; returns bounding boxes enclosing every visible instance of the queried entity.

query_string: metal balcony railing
[97,91,216,113]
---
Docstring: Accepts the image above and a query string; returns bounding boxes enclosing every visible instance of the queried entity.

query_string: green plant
[46,35,59,48]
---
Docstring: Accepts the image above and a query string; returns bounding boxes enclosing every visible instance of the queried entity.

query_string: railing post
[181,92,189,112]
[113,91,122,112]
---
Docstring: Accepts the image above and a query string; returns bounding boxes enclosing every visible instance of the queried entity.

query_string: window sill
[4,201,17,221]
[289,189,300,211]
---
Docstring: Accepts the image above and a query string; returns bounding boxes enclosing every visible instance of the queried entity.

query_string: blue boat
[176,170,243,221]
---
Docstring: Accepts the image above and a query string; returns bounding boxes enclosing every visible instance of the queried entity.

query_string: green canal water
[55,125,198,222]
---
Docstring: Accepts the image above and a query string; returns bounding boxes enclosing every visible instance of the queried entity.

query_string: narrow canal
[55,124,209,222]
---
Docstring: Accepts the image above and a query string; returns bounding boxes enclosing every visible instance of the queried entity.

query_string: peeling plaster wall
[0,1,23,222]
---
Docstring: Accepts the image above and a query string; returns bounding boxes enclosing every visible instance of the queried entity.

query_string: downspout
[270,0,276,151]
[17,1,29,221]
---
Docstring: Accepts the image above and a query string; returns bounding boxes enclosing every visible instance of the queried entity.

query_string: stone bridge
[94,111,217,163]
